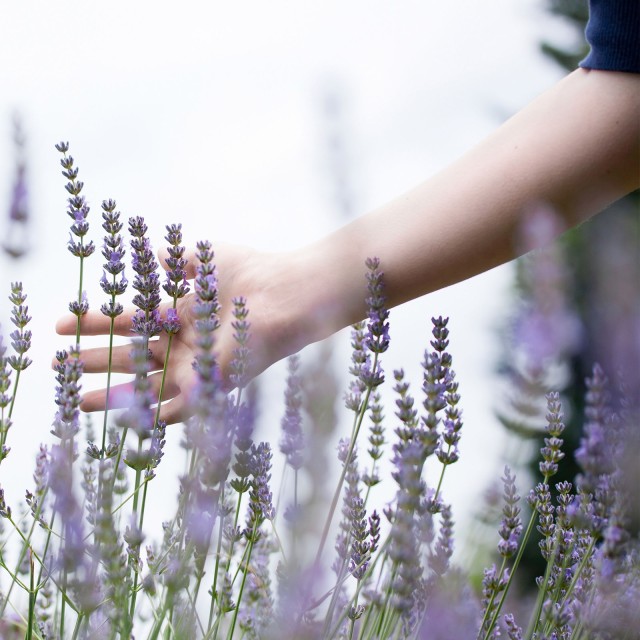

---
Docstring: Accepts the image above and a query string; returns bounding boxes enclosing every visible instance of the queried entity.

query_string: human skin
[56,68,640,424]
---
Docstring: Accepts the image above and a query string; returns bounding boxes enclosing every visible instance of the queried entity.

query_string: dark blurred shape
[3,114,30,259]
[319,81,356,221]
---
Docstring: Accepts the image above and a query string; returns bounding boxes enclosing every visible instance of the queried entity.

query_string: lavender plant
[3,114,29,259]
[0,146,637,640]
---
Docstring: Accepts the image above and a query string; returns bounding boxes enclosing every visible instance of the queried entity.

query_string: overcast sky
[0,0,572,555]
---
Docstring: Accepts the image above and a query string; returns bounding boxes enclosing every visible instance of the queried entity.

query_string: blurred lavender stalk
[3,114,29,259]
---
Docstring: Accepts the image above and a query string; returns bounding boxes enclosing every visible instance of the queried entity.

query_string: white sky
[0,0,572,560]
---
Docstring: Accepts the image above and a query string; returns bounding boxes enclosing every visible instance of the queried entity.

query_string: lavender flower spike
[358,257,390,389]
[129,216,162,338]
[280,354,304,471]
[162,223,190,301]
[2,115,29,259]
[100,199,127,319]
[8,282,32,372]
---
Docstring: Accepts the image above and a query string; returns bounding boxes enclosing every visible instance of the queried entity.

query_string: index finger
[56,309,135,337]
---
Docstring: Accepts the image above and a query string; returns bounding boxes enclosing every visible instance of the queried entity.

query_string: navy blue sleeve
[580,0,640,73]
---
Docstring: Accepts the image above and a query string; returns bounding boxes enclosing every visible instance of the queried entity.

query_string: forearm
[283,68,639,345]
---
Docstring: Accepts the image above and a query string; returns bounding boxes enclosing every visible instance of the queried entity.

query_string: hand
[55,243,306,425]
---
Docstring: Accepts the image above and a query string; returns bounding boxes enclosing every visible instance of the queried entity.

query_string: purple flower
[363,390,385,487]
[50,346,83,442]
[3,116,29,259]
[99,200,128,319]
[245,442,275,537]
[279,354,304,471]
[498,466,522,559]
[190,240,223,421]
[428,504,454,576]
[575,365,616,489]
[529,482,555,559]
[162,223,190,301]
[128,216,161,338]
[68,289,89,318]
[117,338,156,444]
[56,142,95,262]
[344,321,367,411]
[512,207,582,367]
[162,307,181,335]
[229,296,251,388]
[348,496,371,579]
[539,391,566,478]
[420,352,445,459]
[0,485,11,519]
[7,282,32,371]
[9,163,27,224]
[364,257,390,354]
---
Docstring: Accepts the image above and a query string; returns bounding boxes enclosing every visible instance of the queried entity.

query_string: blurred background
[2,0,625,571]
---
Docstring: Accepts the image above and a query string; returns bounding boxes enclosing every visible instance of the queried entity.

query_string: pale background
[0,0,573,560]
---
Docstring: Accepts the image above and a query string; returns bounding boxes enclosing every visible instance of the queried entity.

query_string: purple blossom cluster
[0,150,637,639]
[2,115,29,259]
[56,142,95,321]
[100,199,127,319]
[129,216,162,338]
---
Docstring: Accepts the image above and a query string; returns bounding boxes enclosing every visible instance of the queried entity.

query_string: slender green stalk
[100,317,116,454]
[314,356,378,565]
[207,502,228,630]
[27,547,35,640]
[226,523,258,640]
[75,254,85,345]
[525,531,562,639]
[136,328,175,533]
[476,556,508,638]
[482,507,540,640]
[0,486,50,617]
[108,424,129,499]
[70,613,85,640]
[6,368,21,427]
[433,444,452,505]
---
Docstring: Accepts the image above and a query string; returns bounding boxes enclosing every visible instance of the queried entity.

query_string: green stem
[482,507,540,640]
[226,524,257,640]
[433,444,452,505]
[100,315,116,454]
[26,549,35,640]
[207,507,227,631]
[6,367,22,423]
[109,425,129,499]
[70,613,85,640]
[135,330,175,536]
[75,254,84,346]
[476,556,508,639]
[314,358,378,566]
[1,487,50,617]
[525,532,561,639]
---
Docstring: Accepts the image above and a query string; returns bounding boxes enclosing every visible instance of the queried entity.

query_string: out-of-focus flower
[3,115,29,259]
[513,206,583,368]
[279,354,304,471]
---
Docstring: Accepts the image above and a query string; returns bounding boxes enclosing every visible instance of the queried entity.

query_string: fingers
[156,393,194,426]
[80,371,181,413]
[51,340,167,373]
[80,376,191,426]
[56,299,183,338]
[76,341,165,374]
[56,310,135,337]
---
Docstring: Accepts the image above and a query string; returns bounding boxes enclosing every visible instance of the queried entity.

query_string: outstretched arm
[282,68,639,341]
[58,68,639,424]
